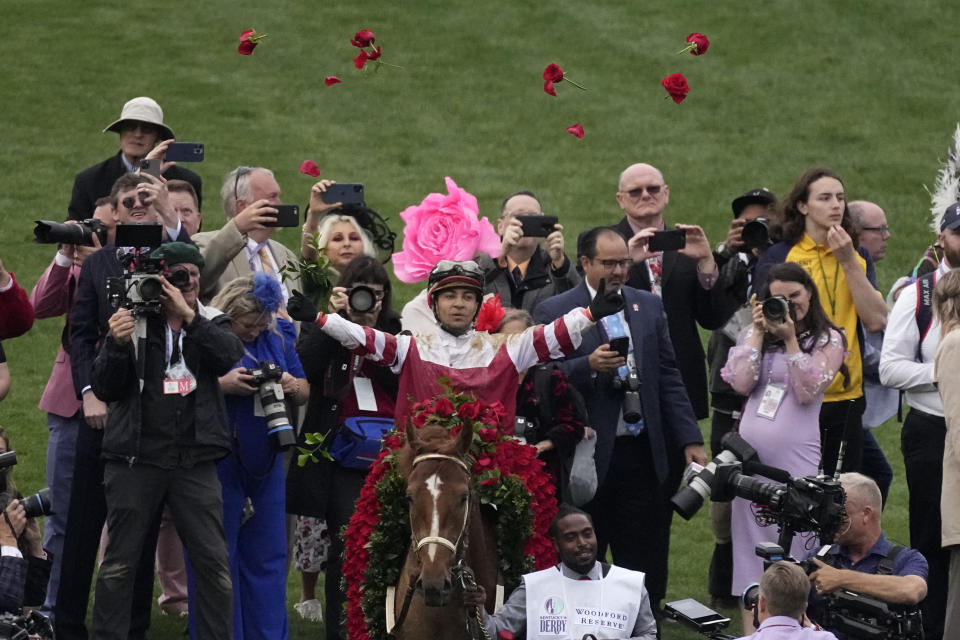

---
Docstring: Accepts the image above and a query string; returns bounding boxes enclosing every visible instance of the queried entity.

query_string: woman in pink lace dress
[721,262,847,628]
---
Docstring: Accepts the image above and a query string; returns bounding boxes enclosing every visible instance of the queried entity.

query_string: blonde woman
[933,268,960,638]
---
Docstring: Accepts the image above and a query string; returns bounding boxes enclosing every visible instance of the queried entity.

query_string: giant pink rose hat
[392,177,501,283]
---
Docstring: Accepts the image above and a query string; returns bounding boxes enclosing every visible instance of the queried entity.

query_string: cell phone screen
[608,337,629,358]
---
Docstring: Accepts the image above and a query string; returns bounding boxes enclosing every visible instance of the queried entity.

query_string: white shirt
[879,260,950,416]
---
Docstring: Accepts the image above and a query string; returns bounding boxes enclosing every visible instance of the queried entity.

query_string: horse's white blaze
[425,473,443,561]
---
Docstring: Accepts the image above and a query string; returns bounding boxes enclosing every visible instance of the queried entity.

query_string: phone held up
[264,204,300,227]
[321,183,365,207]
[647,229,686,252]
[164,142,205,163]
[515,214,559,238]
[138,158,163,179]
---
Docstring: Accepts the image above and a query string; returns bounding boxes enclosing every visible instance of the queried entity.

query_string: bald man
[850,201,890,262]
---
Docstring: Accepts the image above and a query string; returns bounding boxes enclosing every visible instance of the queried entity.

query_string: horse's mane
[396,424,470,477]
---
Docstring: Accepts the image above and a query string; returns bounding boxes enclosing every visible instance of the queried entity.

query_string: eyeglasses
[121,193,150,209]
[594,259,633,270]
[861,226,890,235]
[622,185,663,199]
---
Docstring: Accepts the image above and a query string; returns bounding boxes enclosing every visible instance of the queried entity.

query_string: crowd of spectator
[0,94,957,640]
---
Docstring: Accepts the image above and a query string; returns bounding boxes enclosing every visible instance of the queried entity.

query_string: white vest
[524,564,646,640]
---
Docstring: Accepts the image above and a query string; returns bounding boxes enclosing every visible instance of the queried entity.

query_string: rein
[391,452,488,640]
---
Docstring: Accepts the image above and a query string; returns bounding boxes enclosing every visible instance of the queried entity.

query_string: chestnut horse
[389,422,499,640]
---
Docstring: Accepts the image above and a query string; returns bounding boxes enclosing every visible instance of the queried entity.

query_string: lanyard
[815,246,840,317]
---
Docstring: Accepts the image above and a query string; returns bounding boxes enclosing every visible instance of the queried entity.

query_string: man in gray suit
[192,166,301,304]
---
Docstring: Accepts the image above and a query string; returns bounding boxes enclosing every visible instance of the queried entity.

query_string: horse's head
[401,421,474,607]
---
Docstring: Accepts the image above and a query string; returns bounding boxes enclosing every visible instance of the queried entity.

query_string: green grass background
[2,0,957,637]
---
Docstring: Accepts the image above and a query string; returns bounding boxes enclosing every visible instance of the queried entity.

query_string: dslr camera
[347,285,380,313]
[740,217,773,251]
[34,218,109,247]
[0,451,54,519]
[611,370,642,423]
[247,361,296,451]
[761,295,791,323]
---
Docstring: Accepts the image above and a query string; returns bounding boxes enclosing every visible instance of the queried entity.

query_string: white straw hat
[102,96,175,140]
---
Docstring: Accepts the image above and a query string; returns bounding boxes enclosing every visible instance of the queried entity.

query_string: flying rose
[565,123,585,139]
[324,76,342,86]
[299,160,321,177]
[350,29,376,48]
[391,177,501,283]
[353,51,369,69]
[366,46,382,61]
[541,62,586,96]
[679,32,710,55]
[661,72,690,103]
[237,29,266,55]
[474,293,505,332]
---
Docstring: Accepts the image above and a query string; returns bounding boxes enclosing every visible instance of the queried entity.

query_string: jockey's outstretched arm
[504,306,595,373]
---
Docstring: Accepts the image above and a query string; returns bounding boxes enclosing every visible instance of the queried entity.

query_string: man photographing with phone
[476,190,580,312]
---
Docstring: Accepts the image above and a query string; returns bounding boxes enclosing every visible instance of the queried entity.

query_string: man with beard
[466,505,657,640]
[878,202,960,639]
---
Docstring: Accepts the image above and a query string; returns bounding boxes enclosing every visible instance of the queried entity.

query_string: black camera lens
[348,285,377,313]
[136,275,164,301]
[741,218,771,250]
[761,296,790,323]
[167,269,190,289]
[20,487,53,518]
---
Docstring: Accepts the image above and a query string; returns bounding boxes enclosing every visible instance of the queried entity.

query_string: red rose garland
[342,392,557,640]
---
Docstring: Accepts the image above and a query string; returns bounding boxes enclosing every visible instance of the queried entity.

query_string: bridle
[409,453,471,557]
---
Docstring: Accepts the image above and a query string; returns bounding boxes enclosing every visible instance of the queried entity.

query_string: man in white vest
[466,505,657,639]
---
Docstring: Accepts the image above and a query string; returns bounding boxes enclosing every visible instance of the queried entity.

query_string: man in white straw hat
[68,96,202,221]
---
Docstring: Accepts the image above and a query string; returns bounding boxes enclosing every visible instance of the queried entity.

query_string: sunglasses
[624,185,663,198]
[121,192,151,209]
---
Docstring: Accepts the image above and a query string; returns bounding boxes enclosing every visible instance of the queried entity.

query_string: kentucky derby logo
[544,597,564,615]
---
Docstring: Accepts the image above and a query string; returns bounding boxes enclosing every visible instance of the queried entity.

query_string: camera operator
[721,263,847,631]
[89,242,242,640]
[205,274,308,639]
[737,562,839,640]
[29,197,115,617]
[464,505,657,640]
[807,473,927,638]
[706,187,778,604]
[58,171,191,640]
[0,431,51,615]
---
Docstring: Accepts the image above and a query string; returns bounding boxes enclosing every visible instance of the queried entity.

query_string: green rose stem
[676,42,696,55]
[563,77,587,91]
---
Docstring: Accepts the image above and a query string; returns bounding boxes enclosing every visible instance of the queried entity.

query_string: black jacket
[614,217,735,419]
[476,247,580,312]
[68,151,203,221]
[91,310,242,464]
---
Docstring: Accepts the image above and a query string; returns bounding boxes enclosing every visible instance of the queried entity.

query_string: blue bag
[329,417,395,469]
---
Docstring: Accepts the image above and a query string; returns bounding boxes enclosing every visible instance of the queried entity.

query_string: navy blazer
[534,282,703,485]
[68,151,203,221]
[68,231,191,398]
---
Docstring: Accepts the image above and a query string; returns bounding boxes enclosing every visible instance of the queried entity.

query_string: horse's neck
[468,504,500,610]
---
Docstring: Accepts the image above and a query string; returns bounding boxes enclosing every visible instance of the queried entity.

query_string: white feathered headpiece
[928,124,960,233]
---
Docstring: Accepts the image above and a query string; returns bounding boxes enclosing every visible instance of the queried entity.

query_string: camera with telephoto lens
[611,370,642,423]
[0,452,54,519]
[0,610,55,639]
[246,361,296,452]
[33,218,109,247]
[741,217,772,250]
[347,285,378,313]
[761,295,791,323]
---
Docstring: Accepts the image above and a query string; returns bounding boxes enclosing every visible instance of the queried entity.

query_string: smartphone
[321,183,365,206]
[516,215,559,238]
[138,158,163,179]
[264,204,300,227]
[664,598,730,630]
[165,142,205,162]
[608,336,629,358]
[647,229,686,252]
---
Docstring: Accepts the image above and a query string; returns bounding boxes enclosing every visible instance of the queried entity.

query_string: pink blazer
[30,260,83,418]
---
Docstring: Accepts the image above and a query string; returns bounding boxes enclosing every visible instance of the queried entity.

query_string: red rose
[237,29,261,55]
[299,160,321,177]
[351,29,376,48]
[366,46,382,61]
[458,400,482,420]
[686,32,710,55]
[661,73,690,103]
[478,427,499,443]
[565,123,585,139]
[434,397,455,417]
[542,63,564,83]
[543,81,557,97]
[324,76,342,86]
[353,50,369,69]
[474,293,505,332]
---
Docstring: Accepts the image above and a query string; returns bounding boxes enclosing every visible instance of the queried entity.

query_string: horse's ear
[406,420,421,453]
[454,421,473,457]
